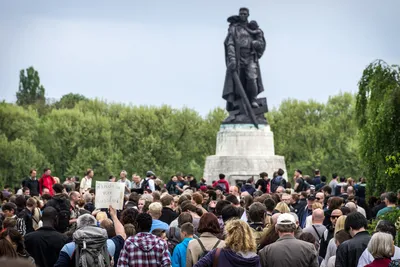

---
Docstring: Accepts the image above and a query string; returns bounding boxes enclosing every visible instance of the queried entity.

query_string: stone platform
[203,124,287,185]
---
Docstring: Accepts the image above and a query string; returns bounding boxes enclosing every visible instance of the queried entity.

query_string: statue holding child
[222,7,268,126]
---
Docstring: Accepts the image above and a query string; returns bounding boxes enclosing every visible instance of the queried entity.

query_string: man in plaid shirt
[117,213,171,267]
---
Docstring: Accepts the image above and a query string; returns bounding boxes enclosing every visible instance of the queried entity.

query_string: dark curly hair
[120,208,139,226]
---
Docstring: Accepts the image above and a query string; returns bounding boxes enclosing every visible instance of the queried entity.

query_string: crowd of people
[0,167,399,267]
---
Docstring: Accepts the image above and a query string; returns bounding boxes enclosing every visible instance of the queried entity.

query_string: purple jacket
[194,248,260,267]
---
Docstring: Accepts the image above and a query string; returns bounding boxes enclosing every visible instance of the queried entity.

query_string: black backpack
[141,178,150,191]
[48,196,71,233]
[197,238,221,260]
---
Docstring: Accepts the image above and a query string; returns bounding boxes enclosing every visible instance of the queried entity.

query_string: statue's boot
[247,79,259,108]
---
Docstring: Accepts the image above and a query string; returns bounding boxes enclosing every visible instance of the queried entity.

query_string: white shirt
[147,178,155,192]
[357,246,400,267]
[357,206,367,217]
[80,176,92,192]
[305,215,312,228]
[326,256,336,267]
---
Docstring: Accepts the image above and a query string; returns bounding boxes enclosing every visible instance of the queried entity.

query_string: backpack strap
[196,238,207,254]
[213,248,221,267]
[312,225,322,240]
[212,240,221,250]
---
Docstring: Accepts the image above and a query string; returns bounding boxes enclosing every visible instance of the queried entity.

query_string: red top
[212,179,230,193]
[365,258,391,267]
[39,174,55,196]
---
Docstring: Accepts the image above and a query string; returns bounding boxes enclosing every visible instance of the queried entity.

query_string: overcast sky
[1,0,399,115]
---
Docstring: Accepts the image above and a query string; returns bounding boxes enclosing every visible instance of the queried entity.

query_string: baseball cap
[146,171,155,177]
[308,194,316,201]
[277,213,296,225]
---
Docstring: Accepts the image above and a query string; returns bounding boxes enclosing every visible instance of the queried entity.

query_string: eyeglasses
[331,216,340,219]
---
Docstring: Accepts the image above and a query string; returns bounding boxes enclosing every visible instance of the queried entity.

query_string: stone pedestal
[203,124,287,185]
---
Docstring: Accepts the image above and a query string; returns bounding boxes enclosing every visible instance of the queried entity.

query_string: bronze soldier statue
[222,7,268,127]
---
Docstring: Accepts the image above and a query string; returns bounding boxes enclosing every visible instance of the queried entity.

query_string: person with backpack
[44,184,71,233]
[55,206,126,267]
[141,171,156,193]
[212,174,230,194]
[186,213,225,267]
[271,169,286,193]
[172,222,194,267]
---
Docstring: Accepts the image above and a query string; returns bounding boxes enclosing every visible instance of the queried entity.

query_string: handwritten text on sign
[95,182,125,210]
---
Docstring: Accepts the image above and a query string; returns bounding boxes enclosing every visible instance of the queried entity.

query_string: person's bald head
[312,208,325,224]
[272,212,281,224]
[229,186,238,195]
[345,202,357,213]
[331,209,343,217]
[316,192,325,204]
[330,209,343,225]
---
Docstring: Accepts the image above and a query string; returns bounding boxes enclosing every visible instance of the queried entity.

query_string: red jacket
[39,174,55,196]
[212,179,230,193]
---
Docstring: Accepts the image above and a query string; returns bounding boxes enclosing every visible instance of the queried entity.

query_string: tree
[55,93,88,109]
[356,60,400,196]
[16,67,45,106]
[0,134,49,187]
[267,92,361,182]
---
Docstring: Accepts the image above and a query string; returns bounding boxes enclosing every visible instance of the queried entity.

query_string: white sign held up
[95,181,125,210]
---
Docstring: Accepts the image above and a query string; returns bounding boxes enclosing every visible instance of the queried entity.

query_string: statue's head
[239,7,249,22]
[239,7,250,22]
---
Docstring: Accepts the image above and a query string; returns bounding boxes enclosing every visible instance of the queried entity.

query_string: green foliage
[356,60,400,196]
[16,67,46,106]
[0,134,49,186]
[0,97,227,186]
[386,153,400,178]
[55,93,88,109]
[368,209,400,246]
[267,92,361,181]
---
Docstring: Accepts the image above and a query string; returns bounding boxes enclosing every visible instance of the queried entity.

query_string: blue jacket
[172,237,193,267]
[240,184,256,196]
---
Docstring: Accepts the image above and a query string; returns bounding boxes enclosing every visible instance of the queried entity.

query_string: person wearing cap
[294,169,306,193]
[258,213,319,267]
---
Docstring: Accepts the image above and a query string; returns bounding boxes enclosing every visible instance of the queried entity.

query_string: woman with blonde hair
[365,232,393,267]
[274,202,290,214]
[194,219,261,267]
[322,215,347,267]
